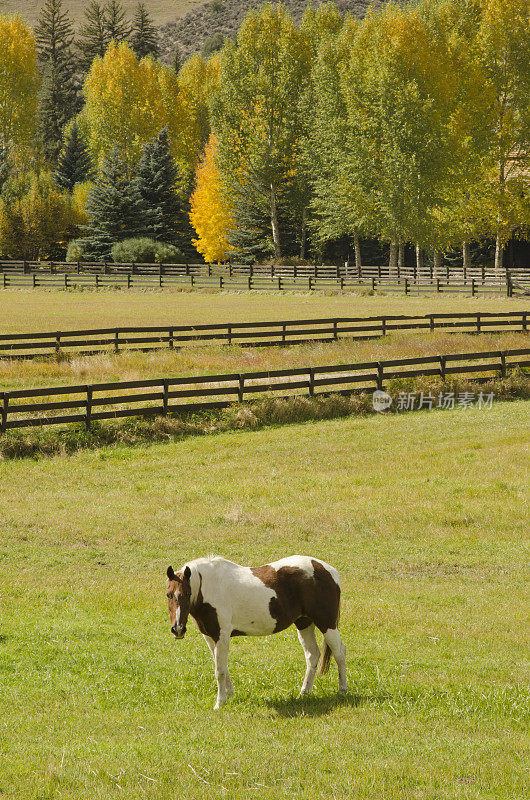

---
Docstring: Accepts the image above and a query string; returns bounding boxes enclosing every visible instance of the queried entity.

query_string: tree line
[0,0,528,269]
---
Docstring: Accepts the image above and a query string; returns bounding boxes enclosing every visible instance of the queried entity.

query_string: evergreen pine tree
[78,2,108,71]
[35,0,78,163]
[79,147,162,259]
[133,129,191,248]
[130,3,159,60]
[104,1,130,44]
[54,123,94,191]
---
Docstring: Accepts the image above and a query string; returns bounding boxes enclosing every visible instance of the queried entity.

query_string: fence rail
[0,258,529,282]
[1,347,528,433]
[1,270,527,296]
[0,312,528,360]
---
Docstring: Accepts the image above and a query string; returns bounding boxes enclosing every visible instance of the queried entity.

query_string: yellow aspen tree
[0,16,39,155]
[82,41,177,169]
[189,135,233,262]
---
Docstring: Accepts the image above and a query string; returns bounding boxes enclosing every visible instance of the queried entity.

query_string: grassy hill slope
[0,0,202,28]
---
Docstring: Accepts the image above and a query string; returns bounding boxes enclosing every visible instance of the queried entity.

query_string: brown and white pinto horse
[166,555,347,708]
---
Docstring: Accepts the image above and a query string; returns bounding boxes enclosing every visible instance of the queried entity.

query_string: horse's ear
[184,565,191,581]
[167,566,176,581]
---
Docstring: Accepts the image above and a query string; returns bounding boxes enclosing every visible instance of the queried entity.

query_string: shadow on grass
[265,690,392,718]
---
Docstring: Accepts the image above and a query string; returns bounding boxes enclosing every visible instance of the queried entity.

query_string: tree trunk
[462,241,471,270]
[433,250,443,270]
[270,184,281,260]
[354,234,362,272]
[300,207,307,260]
[415,244,423,270]
[494,234,503,274]
[389,241,398,274]
[398,243,405,270]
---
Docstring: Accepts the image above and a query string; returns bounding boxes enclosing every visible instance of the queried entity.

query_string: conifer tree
[173,46,182,73]
[130,3,159,60]
[54,123,93,191]
[134,129,190,247]
[104,1,130,44]
[78,2,108,71]
[79,147,161,259]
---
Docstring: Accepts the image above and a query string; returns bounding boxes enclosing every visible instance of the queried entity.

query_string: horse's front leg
[213,631,231,710]
[203,634,234,701]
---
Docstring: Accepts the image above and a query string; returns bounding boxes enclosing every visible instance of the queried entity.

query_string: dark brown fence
[2,347,528,433]
[0,312,527,360]
[1,262,529,296]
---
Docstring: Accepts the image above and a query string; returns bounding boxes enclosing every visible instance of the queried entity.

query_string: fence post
[95,274,99,290]
[227,325,232,346]
[55,332,61,356]
[282,323,286,345]
[371,277,376,292]
[308,368,315,397]
[376,362,384,390]
[169,328,174,349]
[3,273,6,288]
[430,315,435,332]
[404,278,409,295]
[220,275,223,290]
[471,278,475,297]
[436,278,441,293]
[506,274,513,297]
[381,317,386,337]
[500,351,506,378]
[309,276,313,291]
[248,276,251,290]
[191,274,194,289]
[163,380,169,415]
[33,274,36,288]
[476,314,481,334]
[114,329,119,353]
[64,273,68,289]
[126,273,131,290]
[0,393,9,434]
[238,375,245,403]
[85,387,93,430]
[333,319,338,340]
[522,312,527,332]
[340,276,344,291]
[439,355,446,381]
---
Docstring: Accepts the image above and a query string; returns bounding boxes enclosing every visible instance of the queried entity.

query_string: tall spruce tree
[130,3,159,59]
[134,129,190,247]
[79,147,161,259]
[54,123,93,191]
[77,2,108,71]
[173,46,182,73]
[104,1,130,44]
[35,0,78,162]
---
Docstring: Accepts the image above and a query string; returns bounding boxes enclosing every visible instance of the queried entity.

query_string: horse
[165,555,347,709]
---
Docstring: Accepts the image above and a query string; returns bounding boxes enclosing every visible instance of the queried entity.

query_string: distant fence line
[0,271,524,297]
[1,347,528,434]
[0,259,529,296]
[0,312,528,360]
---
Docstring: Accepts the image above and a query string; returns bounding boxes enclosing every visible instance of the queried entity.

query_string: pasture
[1,403,529,799]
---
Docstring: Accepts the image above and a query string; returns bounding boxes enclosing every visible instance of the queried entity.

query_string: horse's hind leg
[323,628,347,693]
[297,624,320,696]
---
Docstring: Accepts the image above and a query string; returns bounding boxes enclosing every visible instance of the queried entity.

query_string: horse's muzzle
[171,625,186,639]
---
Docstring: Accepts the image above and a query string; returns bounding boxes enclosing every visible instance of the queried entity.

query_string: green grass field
[2,288,528,333]
[1,403,529,799]
[0,0,200,28]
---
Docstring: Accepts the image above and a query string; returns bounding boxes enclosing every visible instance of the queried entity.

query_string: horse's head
[166,565,191,639]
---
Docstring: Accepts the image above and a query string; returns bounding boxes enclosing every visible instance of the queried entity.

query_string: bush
[66,240,85,261]
[110,238,185,264]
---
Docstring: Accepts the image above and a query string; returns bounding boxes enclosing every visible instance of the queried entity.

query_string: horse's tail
[317,641,332,676]
[318,601,340,676]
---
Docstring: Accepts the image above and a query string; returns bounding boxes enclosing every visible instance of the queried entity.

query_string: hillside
[159,0,386,61]
[0,0,203,28]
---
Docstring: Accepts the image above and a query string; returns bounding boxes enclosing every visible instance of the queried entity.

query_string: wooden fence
[0,312,528,360]
[0,270,524,296]
[0,259,529,283]
[1,347,528,433]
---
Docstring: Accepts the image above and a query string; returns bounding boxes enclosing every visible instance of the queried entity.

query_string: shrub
[66,240,86,261]
[110,237,185,263]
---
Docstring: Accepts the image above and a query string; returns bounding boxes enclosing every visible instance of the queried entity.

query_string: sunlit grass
[1,402,529,799]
